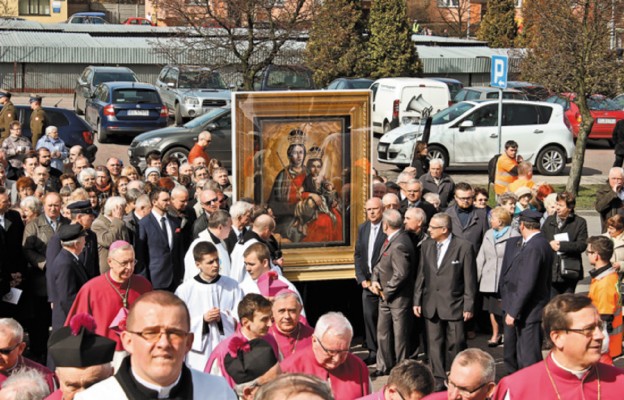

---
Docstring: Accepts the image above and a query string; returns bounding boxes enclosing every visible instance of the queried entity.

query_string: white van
[370,77,451,134]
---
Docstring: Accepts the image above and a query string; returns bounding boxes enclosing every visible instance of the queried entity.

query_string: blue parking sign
[490,55,508,89]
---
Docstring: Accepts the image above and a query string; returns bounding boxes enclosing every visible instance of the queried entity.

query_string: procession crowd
[0,97,623,400]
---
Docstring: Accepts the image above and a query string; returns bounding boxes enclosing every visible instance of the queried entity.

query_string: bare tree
[433,0,473,37]
[519,0,622,194]
[151,0,314,90]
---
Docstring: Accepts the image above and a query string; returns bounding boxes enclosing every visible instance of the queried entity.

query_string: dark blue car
[84,82,168,143]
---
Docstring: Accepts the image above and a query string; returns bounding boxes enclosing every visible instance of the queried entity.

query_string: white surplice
[175,274,243,371]
[229,238,282,283]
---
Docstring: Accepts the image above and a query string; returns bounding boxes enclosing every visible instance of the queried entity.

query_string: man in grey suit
[445,182,489,254]
[353,197,387,365]
[370,209,416,376]
[413,212,477,391]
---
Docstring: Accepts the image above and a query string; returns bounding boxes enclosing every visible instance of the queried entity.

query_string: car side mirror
[167,82,175,88]
[458,120,474,131]
[206,123,218,130]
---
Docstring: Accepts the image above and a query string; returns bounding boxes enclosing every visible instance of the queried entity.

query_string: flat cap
[29,94,42,103]
[0,89,11,98]
[67,200,94,215]
[144,167,160,178]
[58,223,87,242]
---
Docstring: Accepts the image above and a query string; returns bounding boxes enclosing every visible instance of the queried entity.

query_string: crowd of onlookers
[0,127,623,399]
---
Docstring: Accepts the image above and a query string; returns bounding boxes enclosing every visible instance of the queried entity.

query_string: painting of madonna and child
[253,118,350,248]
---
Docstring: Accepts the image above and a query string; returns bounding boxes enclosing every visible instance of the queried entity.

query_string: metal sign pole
[498,89,503,153]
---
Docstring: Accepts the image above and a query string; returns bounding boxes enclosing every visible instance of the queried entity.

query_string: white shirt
[367,223,381,272]
[436,234,453,268]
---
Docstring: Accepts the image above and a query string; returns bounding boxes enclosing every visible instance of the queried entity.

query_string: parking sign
[490,55,508,89]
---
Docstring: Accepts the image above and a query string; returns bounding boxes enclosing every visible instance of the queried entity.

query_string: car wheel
[74,95,83,115]
[536,145,565,176]
[97,120,109,143]
[174,104,183,126]
[428,144,449,168]
[163,146,189,165]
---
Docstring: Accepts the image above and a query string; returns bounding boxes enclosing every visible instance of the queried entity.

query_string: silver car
[155,65,231,125]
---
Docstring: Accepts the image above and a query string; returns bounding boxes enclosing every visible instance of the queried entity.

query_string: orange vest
[589,268,622,358]
[494,155,518,195]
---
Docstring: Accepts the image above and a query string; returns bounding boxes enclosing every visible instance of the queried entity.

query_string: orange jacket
[589,267,622,358]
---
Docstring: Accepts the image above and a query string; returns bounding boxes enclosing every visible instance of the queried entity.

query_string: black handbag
[559,257,581,280]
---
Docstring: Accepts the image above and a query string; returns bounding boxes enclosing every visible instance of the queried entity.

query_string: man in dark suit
[46,224,90,331]
[399,179,436,224]
[445,182,489,254]
[353,197,387,365]
[191,189,219,239]
[370,209,416,376]
[413,212,477,390]
[224,200,253,254]
[499,209,554,375]
[0,187,26,320]
[136,187,183,291]
[123,193,151,246]
[168,185,196,255]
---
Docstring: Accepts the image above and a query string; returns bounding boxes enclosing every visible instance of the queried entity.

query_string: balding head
[365,197,383,224]
[199,189,218,213]
[253,214,275,240]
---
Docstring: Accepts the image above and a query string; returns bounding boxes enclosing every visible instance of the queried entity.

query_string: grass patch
[484,184,601,210]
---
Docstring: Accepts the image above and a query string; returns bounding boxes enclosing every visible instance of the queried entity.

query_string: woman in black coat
[541,191,588,296]
[410,141,429,178]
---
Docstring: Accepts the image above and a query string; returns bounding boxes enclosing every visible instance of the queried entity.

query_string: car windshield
[94,72,138,86]
[178,71,226,89]
[185,107,230,128]
[266,69,313,90]
[431,102,474,125]
[587,97,621,111]
[113,89,160,104]
[350,80,373,89]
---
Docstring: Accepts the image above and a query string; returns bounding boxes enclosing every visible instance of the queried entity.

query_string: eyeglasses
[202,198,218,205]
[112,258,137,267]
[585,250,596,255]
[407,190,421,193]
[429,225,444,230]
[127,327,190,344]
[0,342,21,355]
[475,198,488,202]
[314,336,349,357]
[456,196,473,201]
[445,375,490,396]
[564,322,604,338]
[109,164,121,167]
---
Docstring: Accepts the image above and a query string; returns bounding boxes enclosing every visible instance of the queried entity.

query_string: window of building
[19,0,50,15]
[438,0,460,7]
[515,0,522,7]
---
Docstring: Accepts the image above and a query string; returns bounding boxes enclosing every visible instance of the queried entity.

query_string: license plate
[597,118,616,124]
[378,144,388,153]
[128,110,149,116]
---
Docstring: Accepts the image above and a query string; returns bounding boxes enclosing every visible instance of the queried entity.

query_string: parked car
[128,106,231,172]
[506,81,550,100]
[453,86,528,103]
[254,65,315,91]
[326,78,373,90]
[545,93,624,140]
[122,17,155,26]
[377,100,574,176]
[430,77,464,100]
[155,65,231,125]
[84,82,168,143]
[2,105,97,162]
[370,77,452,134]
[74,66,138,115]
[66,12,108,24]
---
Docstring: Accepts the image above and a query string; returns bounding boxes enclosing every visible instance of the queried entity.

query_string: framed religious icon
[233,90,372,281]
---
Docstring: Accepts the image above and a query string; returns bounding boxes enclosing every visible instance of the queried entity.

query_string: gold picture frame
[233,90,372,282]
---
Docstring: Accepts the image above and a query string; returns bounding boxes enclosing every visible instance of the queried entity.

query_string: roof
[87,66,135,72]
[103,82,159,89]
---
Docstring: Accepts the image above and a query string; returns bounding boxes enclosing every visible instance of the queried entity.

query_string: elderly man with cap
[29,94,47,147]
[499,209,554,374]
[46,200,99,279]
[76,290,236,399]
[224,337,281,400]
[46,224,90,331]
[66,241,152,369]
[268,290,313,361]
[36,126,68,173]
[45,313,116,400]
[0,90,15,141]
[281,311,371,399]
[0,318,57,392]
[144,167,160,185]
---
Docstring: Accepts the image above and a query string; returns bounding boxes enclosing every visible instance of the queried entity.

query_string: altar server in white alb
[76,290,236,400]
[184,210,233,281]
[175,241,243,371]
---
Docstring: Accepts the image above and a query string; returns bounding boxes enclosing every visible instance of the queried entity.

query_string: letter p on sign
[490,55,508,89]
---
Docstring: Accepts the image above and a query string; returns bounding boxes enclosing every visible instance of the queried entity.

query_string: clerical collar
[208,229,220,243]
[131,367,182,398]
[550,352,590,379]
[194,274,221,284]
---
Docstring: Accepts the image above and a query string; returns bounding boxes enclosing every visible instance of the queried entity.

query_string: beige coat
[91,214,130,274]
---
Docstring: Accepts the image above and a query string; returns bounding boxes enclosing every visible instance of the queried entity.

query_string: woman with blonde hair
[476,206,520,347]
[603,214,624,270]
